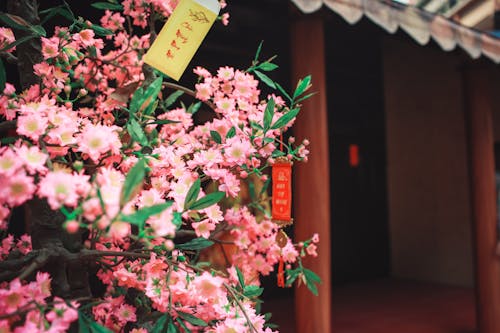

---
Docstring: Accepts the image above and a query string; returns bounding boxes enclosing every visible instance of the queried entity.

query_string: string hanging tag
[276,230,288,288]
[143,0,220,81]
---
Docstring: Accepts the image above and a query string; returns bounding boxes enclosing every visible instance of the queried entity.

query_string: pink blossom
[38,171,88,209]
[0,171,36,207]
[0,148,23,176]
[41,37,59,59]
[0,27,15,52]
[306,243,318,257]
[192,219,216,239]
[16,112,48,141]
[77,123,122,162]
[15,145,48,175]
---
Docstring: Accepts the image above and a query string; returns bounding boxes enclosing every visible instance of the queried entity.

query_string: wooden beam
[290,13,332,333]
[464,66,500,333]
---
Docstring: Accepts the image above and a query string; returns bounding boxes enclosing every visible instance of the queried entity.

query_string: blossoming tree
[0,0,320,332]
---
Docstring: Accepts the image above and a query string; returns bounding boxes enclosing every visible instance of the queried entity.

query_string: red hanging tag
[272,157,293,226]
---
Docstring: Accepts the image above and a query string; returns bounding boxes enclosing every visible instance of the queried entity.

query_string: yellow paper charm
[143,0,220,81]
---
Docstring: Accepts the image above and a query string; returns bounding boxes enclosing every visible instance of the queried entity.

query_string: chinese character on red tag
[272,157,293,226]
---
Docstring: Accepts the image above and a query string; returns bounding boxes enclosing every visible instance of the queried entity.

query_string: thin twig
[18,250,50,280]
[164,82,217,112]
[224,282,258,333]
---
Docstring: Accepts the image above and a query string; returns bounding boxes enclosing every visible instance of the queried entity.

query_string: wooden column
[290,14,332,333]
[464,67,500,333]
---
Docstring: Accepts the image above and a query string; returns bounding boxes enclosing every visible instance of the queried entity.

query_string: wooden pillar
[290,14,332,333]
[464,66,500,333]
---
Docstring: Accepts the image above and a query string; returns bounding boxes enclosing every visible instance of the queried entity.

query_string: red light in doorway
[349,144,359,167]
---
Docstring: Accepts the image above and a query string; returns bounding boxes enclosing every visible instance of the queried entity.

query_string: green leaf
[78,314,91,333]
[121,201,173,227]
[294,91,317,105]
[177,311,208,327]
[254,70,276,89]
[275,82,292,103]
[235,266,245,288]
[0,13,32,31]
[40,5,74,23]
[0,58,5,92]
[91,2,124,10]
[165,90,184,108]
[176,318,192,333]
[303,268,321,283]
[210,130,222,144]
[285,268,301,287]
[89,321,113,333]
[127,118,148,146]
[172,211,182,228]
[254,40,264,62]
[187,101,201,114]
[78,313,113,333]
[130,87,144,113]
[303,268,321,296]
[243,285,264,298]
[189,191,225,211]
[167,319,178,333]
[263,97,274,131]
[30,25,46,37]
[142,77,163,115]
[147,119,180,125]
[0,35,35,52]
[293,75,312,100]
[120,158,146,205]
[270,108,299,130]
[226,127,236,139]
[176,238,214,250]
[151,314,168,333]
[258,62,278,72]
[184,178,201,210]
[91,24,114,36]
[259,177,271,196]
[40,6,75,24]
[272,150,285,158]
[249,181,256,202]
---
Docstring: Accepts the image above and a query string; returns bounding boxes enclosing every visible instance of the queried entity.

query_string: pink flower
[195,82,213,101]
[16,112,48,141]
[306,243,318,257]
[221,12,230,26]
[148,208,176,237]
[224,137,255,165]
[115,303,137,325]
[0,27,15,52]
[15,145,48,175]
[217,66,234,81]
[109,221,131,240]
[312,233,319,243]
[0,148,23,176]
[0,171,35,207]
[74,29,96,47]
[192,272,225,302]
[192,219,216,239]
[77,123,122,162]
[41,37,59,59]
[38,171,88,209]
[16,234,32,255]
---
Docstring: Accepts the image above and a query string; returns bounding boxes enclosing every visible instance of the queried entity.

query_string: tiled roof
[292,0,500,62]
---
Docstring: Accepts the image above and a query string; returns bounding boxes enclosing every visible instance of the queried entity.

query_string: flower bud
[65,220,80,234]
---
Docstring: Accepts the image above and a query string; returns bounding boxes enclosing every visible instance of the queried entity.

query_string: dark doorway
[324,15,390,284]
